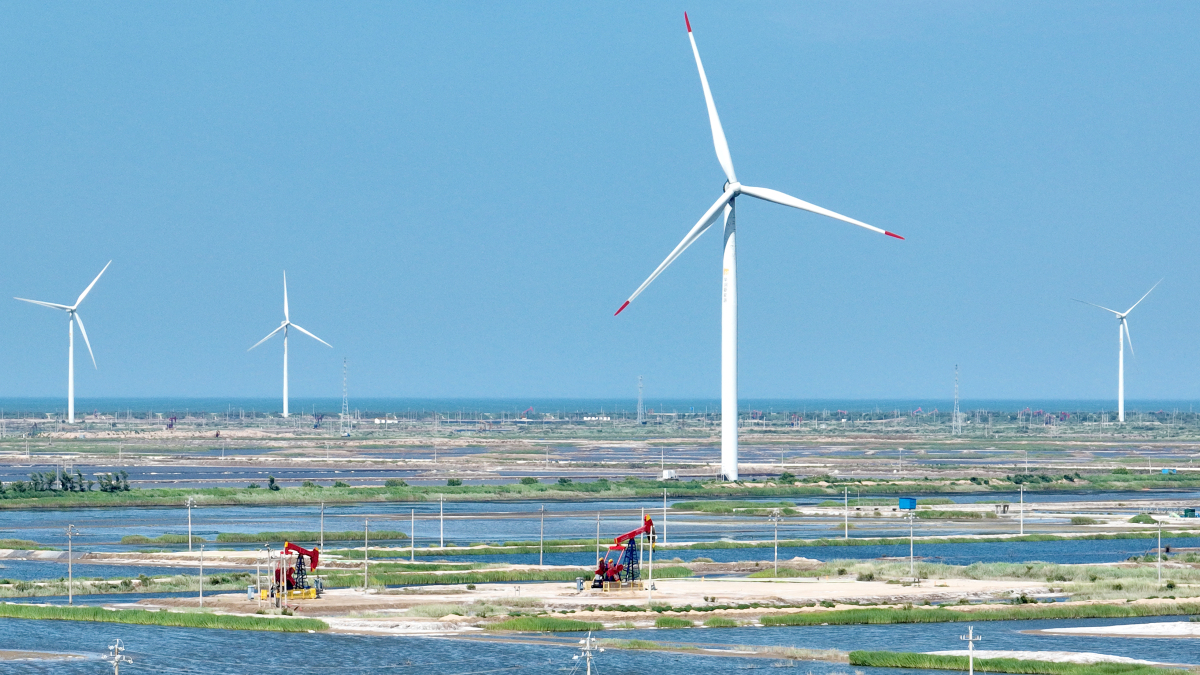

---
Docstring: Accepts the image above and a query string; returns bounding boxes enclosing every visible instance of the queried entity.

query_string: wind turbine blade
[14,297,72,311]
[74,260,111,308]
[290,323,332,348]
[248,324,285,351]
[283,271,289,322]
[1123,320,1135,359]
[615,190,734,315]
[1071,299,1122,315]
[738,185,902,239]
[74,312,98,368]
[685,13,736,184]
[1124,279,1162,315]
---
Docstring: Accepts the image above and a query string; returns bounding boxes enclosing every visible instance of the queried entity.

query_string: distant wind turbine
[614,14,902,480]
[14,261,112,424]
[1074,280,1161,423]
[249,272,332,418]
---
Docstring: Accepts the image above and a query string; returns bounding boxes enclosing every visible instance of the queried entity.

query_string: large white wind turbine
[14,261,112,424]
[249,272,332,418]
[615,14,903,480]
[1074,280,1160,423]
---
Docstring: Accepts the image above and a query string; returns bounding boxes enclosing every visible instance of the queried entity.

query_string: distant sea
[0,397,1196,417]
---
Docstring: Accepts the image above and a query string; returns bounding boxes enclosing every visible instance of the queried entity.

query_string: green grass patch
[1129,514,1158,524]
[848,651,1185,674]
[761,602,1200,627]
[120,534,204,545]
[488,616,601,632]
[671,500,795,515]
[0,539,51,550]
[327,565,691,588]
[1071,517,1100,525]
[653,616,693,628]
[215,530,408,543]
[0,603,327,632]
[916,509,993,520]
[702,616,738,627]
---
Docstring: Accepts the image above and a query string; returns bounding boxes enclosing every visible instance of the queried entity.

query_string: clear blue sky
[1,2,1198,401]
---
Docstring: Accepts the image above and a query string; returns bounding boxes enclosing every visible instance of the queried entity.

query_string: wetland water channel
[0,614,1194,674]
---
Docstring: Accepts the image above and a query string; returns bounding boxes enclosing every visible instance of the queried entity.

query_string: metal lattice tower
[636,375,645,424]
[339,358,350,437]
[952,364,962,435]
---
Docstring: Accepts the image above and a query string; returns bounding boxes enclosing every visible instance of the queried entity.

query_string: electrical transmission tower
[952,364,962,435]
[637,375,645,424]
[339,358,350,437]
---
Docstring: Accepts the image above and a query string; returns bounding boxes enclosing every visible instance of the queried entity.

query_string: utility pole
[363,519,369,590]
[339,358,350,437]
[909,512,915,580]
[185,497,197,552]
[104,639,133,675]
[576,631,603,675]
[539,505,545,566]
[1158,518,1163,584]
[960,626,982,675]
[636,376,645,424]
[1020,485,1024,535]
[844,486,849,539]
[769,509,782,577]
[439,495,444,548]
[662,488,667,544]
[952,365,962,435]
[65,524,80,604]
[199,544,204,607]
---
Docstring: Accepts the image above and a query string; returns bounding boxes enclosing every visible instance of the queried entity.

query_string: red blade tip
[885,231,904,240]
[684,12,691,32]
[614,300,630,316]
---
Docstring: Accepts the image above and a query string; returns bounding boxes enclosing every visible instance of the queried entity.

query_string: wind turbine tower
[248,272,332,417]
[637,376,645,424]
[14,261,111,424]
[952,365,961,435]
[614,14,902,480]
[1074,280,1160,423]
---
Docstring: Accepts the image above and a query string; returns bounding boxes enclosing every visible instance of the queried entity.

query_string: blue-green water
[0,614,1194,674]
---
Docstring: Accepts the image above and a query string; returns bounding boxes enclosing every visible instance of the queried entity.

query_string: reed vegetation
[848,651,1186,675]
[0,603,327,632]
[487,616,601,632]
[761,602,1200,626]
[653,616,693,628]
[215,530,408,543]
[325,565,690,588]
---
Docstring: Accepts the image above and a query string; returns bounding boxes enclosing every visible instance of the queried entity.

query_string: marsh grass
[0,538,51,550]
[0,603,327,632]
[325,566,690,588]
[795,559,1200,602]
[120,534,205,545]
[653,616,693,628]
[702,616,738,627]
[487,616,601,632]
[217,530,408,543]
[762,602,1200,626]
[848,651,1186,674]
[0,573,253,598]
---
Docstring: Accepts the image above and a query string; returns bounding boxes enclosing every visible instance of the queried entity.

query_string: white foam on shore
[1037,621,1200,638]
[928,649,1167,665]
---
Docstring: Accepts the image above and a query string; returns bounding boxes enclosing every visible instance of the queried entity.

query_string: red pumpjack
[592,515,654,588]
[276,542,320,592]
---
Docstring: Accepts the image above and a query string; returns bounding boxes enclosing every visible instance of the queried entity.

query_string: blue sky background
[1,2,1198,402]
